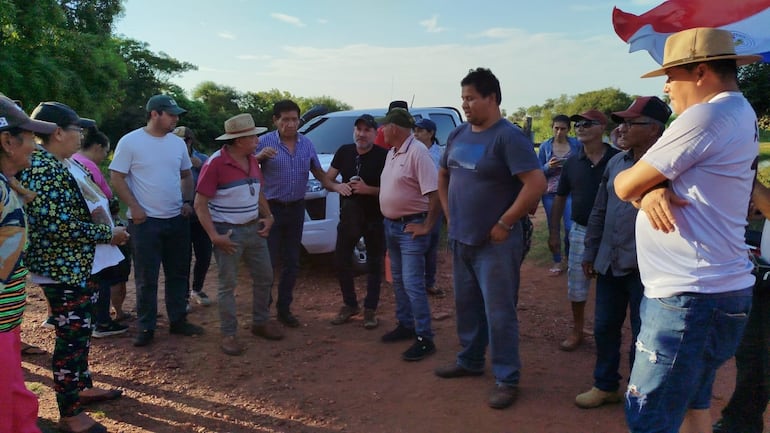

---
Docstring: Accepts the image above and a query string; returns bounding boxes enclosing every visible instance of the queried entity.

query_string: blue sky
[114,0,666,115]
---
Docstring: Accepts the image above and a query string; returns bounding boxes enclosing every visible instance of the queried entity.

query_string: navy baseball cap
[414,118,436,132]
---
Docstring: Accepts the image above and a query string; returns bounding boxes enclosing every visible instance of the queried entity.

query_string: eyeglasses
[65,125,84,134]
[574,120,600,129]
[624,121,652,127]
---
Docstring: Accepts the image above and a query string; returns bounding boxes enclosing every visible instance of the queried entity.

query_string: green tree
[739,62,770,128]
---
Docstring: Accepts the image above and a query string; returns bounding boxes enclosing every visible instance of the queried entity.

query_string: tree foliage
[739,62,770,129]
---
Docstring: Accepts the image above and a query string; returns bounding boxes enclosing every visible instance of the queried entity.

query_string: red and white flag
[613,0,770,64]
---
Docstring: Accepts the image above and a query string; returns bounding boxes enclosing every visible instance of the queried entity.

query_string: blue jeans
[541,193,572,263]
[213,221,273,336]
[190,213,213,293]
[267,200,305,315]
[716,288,770,433]
[129,215,191,331]
[450,225,523,386]
[593,269,643,392]
[424,219,442,289]
[384,217,433,338]
[625,289,752,433]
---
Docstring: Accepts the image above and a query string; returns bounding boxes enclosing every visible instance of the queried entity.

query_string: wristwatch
[496,219,514,231]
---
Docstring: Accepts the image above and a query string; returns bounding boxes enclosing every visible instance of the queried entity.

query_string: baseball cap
[611,96,672,124]
[376,108,415,129]
[570,109,608,125]
[388,100,408,112]
[173,126,195,140]
[414,118,436,132]
[146,94,186,115]
[0,96,58,134]
[354,114,378,129]
[30,101,96,129]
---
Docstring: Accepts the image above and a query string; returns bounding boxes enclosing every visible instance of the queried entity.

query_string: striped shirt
[256,131,321,202]
[0,175,28,332]
[197,146,264,225]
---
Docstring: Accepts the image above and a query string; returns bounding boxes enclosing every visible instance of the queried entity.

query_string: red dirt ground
[20,214,752,433]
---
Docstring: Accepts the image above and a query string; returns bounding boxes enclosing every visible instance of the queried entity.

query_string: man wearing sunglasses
[548,109,619,352]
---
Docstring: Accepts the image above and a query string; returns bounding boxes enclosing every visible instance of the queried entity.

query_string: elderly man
[575,96,671,409]
[194,113,283,356]
[326,114,387,329]
[378,108,440,362]
[614,28,761,433]
[549,110,619,351]
[110,94,203,347]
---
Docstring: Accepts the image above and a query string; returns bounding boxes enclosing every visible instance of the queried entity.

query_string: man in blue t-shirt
[434,68,546,410]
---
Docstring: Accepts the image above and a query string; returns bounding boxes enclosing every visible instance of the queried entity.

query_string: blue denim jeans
[267,200,305,315]
[542,193,572,263]
[593,269,643,392]
[384,217,433,338]
[716,288,770,433]
[213,221,273,336]
[129,215,191,331]
[424,219,442,289]
[450,225,523,387]
[625,289,752,433]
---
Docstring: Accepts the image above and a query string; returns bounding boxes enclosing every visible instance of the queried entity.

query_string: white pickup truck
[297,107,463,268]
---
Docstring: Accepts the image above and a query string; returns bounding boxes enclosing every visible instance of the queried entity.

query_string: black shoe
[434,364,484,378]
[488,384,518,409]
[277,311,300,328]
[381,324,416,343]
[92,321,129,338]
[402,336,436,361]
[169,320,205,336]
[133,330,154,347]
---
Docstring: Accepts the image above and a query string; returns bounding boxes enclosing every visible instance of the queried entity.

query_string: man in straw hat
[614,27,762,432]
[194,113,284,356]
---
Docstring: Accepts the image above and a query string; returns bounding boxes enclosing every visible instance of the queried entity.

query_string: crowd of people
[0,26,768,433]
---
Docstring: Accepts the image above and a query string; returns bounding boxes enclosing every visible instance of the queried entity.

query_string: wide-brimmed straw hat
[215,114,268,140]
[641,27,763,78]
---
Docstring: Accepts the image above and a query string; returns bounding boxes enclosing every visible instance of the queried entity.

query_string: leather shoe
[133,330,154,347]
[277,312,300,328]
[434,364,484,379]
[79,389,122,405]
[488,384,518,409]
[220,335,244,356]
[169,320,205,336]
[251,322,284,340]
[559,334,583,352]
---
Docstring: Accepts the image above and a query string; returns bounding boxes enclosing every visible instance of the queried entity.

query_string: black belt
[386,212,427,223]
[268,199,303,207]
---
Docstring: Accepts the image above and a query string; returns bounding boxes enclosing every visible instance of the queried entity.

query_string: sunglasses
[574,120,600,129]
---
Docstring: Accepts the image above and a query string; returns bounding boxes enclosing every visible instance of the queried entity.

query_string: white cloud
[270,13,306,28]
[236,54,272,61]
[218,31,236,40]
[317,18,328,24]
[468,27,523,39]
[419,15,445,33]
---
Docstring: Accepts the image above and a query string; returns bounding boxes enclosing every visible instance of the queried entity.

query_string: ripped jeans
[624,289,752,433]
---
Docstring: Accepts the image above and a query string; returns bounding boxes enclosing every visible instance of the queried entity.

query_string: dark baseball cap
[354,114,378,129]
[388,100,408,112]
[611,96,672,124]
[376,108,415,129]
[0,96,58,134]
[570,109,608,125]
[30,101,96,129]
[414,118,436,132]
[146,94,186,115]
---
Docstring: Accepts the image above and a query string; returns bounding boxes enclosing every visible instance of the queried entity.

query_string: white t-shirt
[109,128,192,219]
[635,91,756,297]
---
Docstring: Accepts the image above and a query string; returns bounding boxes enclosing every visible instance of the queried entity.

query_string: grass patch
[25,381,47,395]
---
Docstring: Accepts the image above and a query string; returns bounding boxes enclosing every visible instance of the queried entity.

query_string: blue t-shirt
[441,119,540,245]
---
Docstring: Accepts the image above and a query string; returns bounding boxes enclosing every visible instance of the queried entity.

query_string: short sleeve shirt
[331,144,387,218]
[379,136,437,219]
[441,119,540,246]
[196,146,264,225]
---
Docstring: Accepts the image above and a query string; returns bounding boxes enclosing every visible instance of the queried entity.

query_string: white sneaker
[190,291,212,306]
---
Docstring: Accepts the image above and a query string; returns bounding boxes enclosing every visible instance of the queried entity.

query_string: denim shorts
[625,288,752,433]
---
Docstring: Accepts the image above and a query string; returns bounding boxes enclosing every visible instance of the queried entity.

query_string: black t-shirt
[330,144,388,218]
[556,144,619,226]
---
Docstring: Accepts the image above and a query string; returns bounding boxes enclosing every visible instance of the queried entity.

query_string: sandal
[21,342,46,356]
